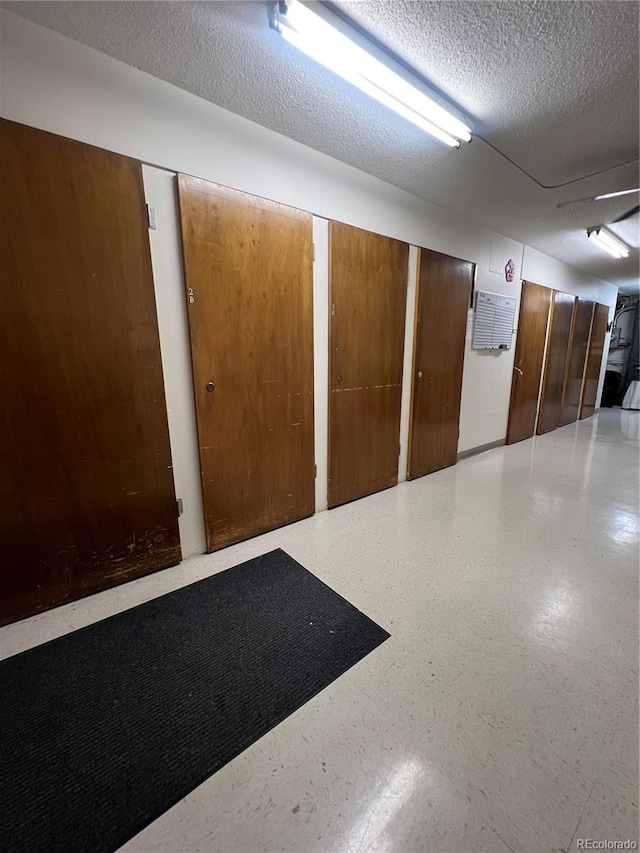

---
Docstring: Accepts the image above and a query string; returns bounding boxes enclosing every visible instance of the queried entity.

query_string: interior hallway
[2,409,638,853]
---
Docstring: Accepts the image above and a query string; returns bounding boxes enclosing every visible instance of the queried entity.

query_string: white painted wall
[399,247,419,480]
[459,235,526,452]
[0,10,619,557]
[312,217,330,513]
[142,167,207,557]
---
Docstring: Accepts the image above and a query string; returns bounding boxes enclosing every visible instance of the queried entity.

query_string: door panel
[328,221,408,508]
[506,281,552,444]
[537,291,575,434]
[0,119,180,625]
[560,299,594,426]
[408,248,473,477]
[580,302,610,419]
[178,175,314,550]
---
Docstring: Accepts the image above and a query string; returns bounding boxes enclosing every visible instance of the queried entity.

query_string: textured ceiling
[5,0,640,292]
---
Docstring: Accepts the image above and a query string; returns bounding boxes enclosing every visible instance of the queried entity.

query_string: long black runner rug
[0,548,389,853]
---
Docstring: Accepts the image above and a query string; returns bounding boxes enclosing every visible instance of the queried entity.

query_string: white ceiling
[5,0,640,294]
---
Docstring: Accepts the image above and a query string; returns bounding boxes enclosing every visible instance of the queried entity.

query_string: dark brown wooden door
[580,302,610,419]
[177,175,314,550]
[0,119,180,625]
[328,221,408,508]
[560,299,594,426]
[537,291,576,434]
[506,281,552,444]
[408,248,473,477]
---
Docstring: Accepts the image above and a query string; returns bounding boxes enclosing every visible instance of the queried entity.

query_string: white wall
[142,167,207,557]
[399,247,420,479]
[0,10,619,557]
[312,217,330,513]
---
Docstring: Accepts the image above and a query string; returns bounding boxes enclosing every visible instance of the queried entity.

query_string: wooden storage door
[408,248,473,477]
[0,119,180,625]
[537,291,576,434]
[506,281,552,444]
[328,221,408,508]
[580,302,610,419]
[559,298,594,426]
[177,176,314,551]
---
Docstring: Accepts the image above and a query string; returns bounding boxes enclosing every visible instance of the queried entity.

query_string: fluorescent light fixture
[587,227,630,259]
[270,0,472,148]
[557,186,640,208]
[594,187,640,201]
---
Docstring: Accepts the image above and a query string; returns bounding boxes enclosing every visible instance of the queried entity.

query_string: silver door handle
[513,367,523,376]
[417,370,423,378]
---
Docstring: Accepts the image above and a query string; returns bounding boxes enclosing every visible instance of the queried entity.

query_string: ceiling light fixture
[556,187,640,208]
[594,188,640,201]
[587,227,630,259]
[269,0,472,148]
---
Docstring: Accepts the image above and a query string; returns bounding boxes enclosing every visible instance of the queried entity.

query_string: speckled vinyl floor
[2,409,638,853]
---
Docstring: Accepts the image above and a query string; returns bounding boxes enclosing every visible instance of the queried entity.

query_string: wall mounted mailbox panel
[472,291,517,350]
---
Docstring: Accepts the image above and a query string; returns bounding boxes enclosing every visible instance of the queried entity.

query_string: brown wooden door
[560,299,594,426]
[506,281,552,444]
[177,176,314,550]
[537,291,576,434]
[580,302,610,419]
[328,221,408,508]
[0,119,180,625]
[408,248,473,477]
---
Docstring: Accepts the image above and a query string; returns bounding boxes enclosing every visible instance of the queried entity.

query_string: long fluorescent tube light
[594,187,640,201]
[270,0,472,148]
[588,233,622,258]
[587,227,630,259]
[589,230,628,258]
[593,230,629,257]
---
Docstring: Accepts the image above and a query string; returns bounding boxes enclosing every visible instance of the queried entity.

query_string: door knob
[206,382,216,392]
[417,370,423,378]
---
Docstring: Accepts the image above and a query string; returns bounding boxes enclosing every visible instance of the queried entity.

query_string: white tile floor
[2,409,638,853]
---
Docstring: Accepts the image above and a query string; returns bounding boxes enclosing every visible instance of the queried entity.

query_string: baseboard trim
[457,438,506,461]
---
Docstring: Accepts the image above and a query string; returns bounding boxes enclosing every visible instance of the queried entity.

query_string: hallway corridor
[2,410,638,852]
